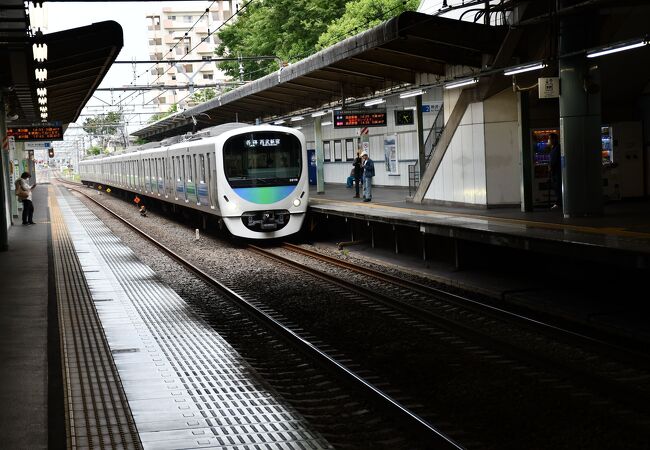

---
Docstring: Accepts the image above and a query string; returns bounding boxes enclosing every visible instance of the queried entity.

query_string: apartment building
[146,2,234,112]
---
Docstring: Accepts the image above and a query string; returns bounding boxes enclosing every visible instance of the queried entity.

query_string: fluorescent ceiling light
[32,43,47,62]
[290,116,304,122]
[444,77,478,89]
[364,98,385,107]
[399,89,425,99]
[41,112,48,118]
[35,68,47,81]
[311,111,327,117]
[587,38,648,58]
[29,3,47,31]
[38,97,47,105]
[504,61,547,76]
[274,119,285,125]
[294,126,303,130]
[321,121,333,126]
[40,106,47,112]
[37,87,47,97]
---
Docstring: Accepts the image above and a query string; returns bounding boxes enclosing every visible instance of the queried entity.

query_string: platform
[0,184,331,449]
[309,183,650,268]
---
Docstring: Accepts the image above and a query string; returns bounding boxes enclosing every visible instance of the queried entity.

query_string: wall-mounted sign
[7,125,64,141]
[334,111,387,128]
[538,77,560,99]
[384,135,399,175]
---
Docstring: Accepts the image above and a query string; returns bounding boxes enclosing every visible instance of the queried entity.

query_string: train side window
[324,141,331,162]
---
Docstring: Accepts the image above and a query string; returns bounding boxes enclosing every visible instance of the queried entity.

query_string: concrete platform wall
[424,87,521,207]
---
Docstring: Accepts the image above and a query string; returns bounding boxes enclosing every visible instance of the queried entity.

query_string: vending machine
[530,128,559,206]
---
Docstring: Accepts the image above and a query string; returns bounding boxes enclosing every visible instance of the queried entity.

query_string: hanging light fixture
[364,98,385,107]
[38,97,47,105]
[444,77,478,90]
[32,43,48,62]
[399,89,426,99]
[29,2,48,31]
[504,61,547,76]
[311,111,327,117]
[35,68,47,81]
[290,116,304,122]
[587,37,649,58]
[321,121,333,126]
[37,87,47,97]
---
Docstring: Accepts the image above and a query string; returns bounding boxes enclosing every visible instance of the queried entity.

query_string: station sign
[7,125,64,141]
[334,110,387,128]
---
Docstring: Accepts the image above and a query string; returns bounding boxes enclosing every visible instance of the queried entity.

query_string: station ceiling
[134,12,507,140]
[0,1,122,129]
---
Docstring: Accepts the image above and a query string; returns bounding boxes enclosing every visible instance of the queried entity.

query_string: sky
[44,0,465,152]
[45,1,215,136]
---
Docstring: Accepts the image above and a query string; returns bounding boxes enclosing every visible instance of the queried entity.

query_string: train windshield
[223,131,302,188]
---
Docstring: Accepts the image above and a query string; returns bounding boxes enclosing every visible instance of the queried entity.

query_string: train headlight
[292,198,301,207]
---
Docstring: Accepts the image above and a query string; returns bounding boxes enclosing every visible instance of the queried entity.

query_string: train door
[157,158,163,195]
[179,156,189,202]
[154,158,160,196]
[206,152,217,209]
[185,154,195,203]
[197,154,208,206]
[162,157,168,198]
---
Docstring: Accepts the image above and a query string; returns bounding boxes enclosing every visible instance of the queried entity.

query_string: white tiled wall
[424,102,487,205]
[424,87,521,206]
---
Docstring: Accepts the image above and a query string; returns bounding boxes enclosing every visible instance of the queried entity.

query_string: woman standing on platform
[15,172,37,225]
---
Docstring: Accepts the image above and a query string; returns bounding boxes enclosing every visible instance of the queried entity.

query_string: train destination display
[7,125,64,141]
[334,111,387,128]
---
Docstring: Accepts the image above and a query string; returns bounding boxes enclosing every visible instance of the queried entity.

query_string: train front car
[216,125,309,239]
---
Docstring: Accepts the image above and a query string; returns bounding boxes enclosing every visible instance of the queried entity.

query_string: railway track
[249,242,650,417]
[59,177,650,448]
[57,178,463,449]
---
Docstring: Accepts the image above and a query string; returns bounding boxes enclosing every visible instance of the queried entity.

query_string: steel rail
[57,179,463,450]
[282,243,650,363]
[249,243,650,416]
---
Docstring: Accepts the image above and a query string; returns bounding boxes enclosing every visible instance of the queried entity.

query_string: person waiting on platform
[139,205,147,217]
[361,150,375,202]
[548,133,562,210]
[346,168,354,188]
[15,172,37,225]
[352,150,363,198]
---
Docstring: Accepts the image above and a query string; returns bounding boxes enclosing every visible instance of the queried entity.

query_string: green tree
[216,0,348,80]
[317,0,419,49]
[87,146,103,156]
[189,88,217,105]
[82,111,124,150]
[148,103,178,124]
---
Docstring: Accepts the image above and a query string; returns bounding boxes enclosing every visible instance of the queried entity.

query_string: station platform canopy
[0,1,123,128]
[133,11,507,141]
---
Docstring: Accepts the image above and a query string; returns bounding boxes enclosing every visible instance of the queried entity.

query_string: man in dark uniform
[352,151,363,198]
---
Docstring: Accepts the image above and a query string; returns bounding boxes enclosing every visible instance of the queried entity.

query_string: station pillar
[558,2,603,217]
[314,116,325,194]
[0,95,9,250]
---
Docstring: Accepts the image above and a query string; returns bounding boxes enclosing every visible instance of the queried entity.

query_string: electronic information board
[7,125,64,141]
[334,111,387,128]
